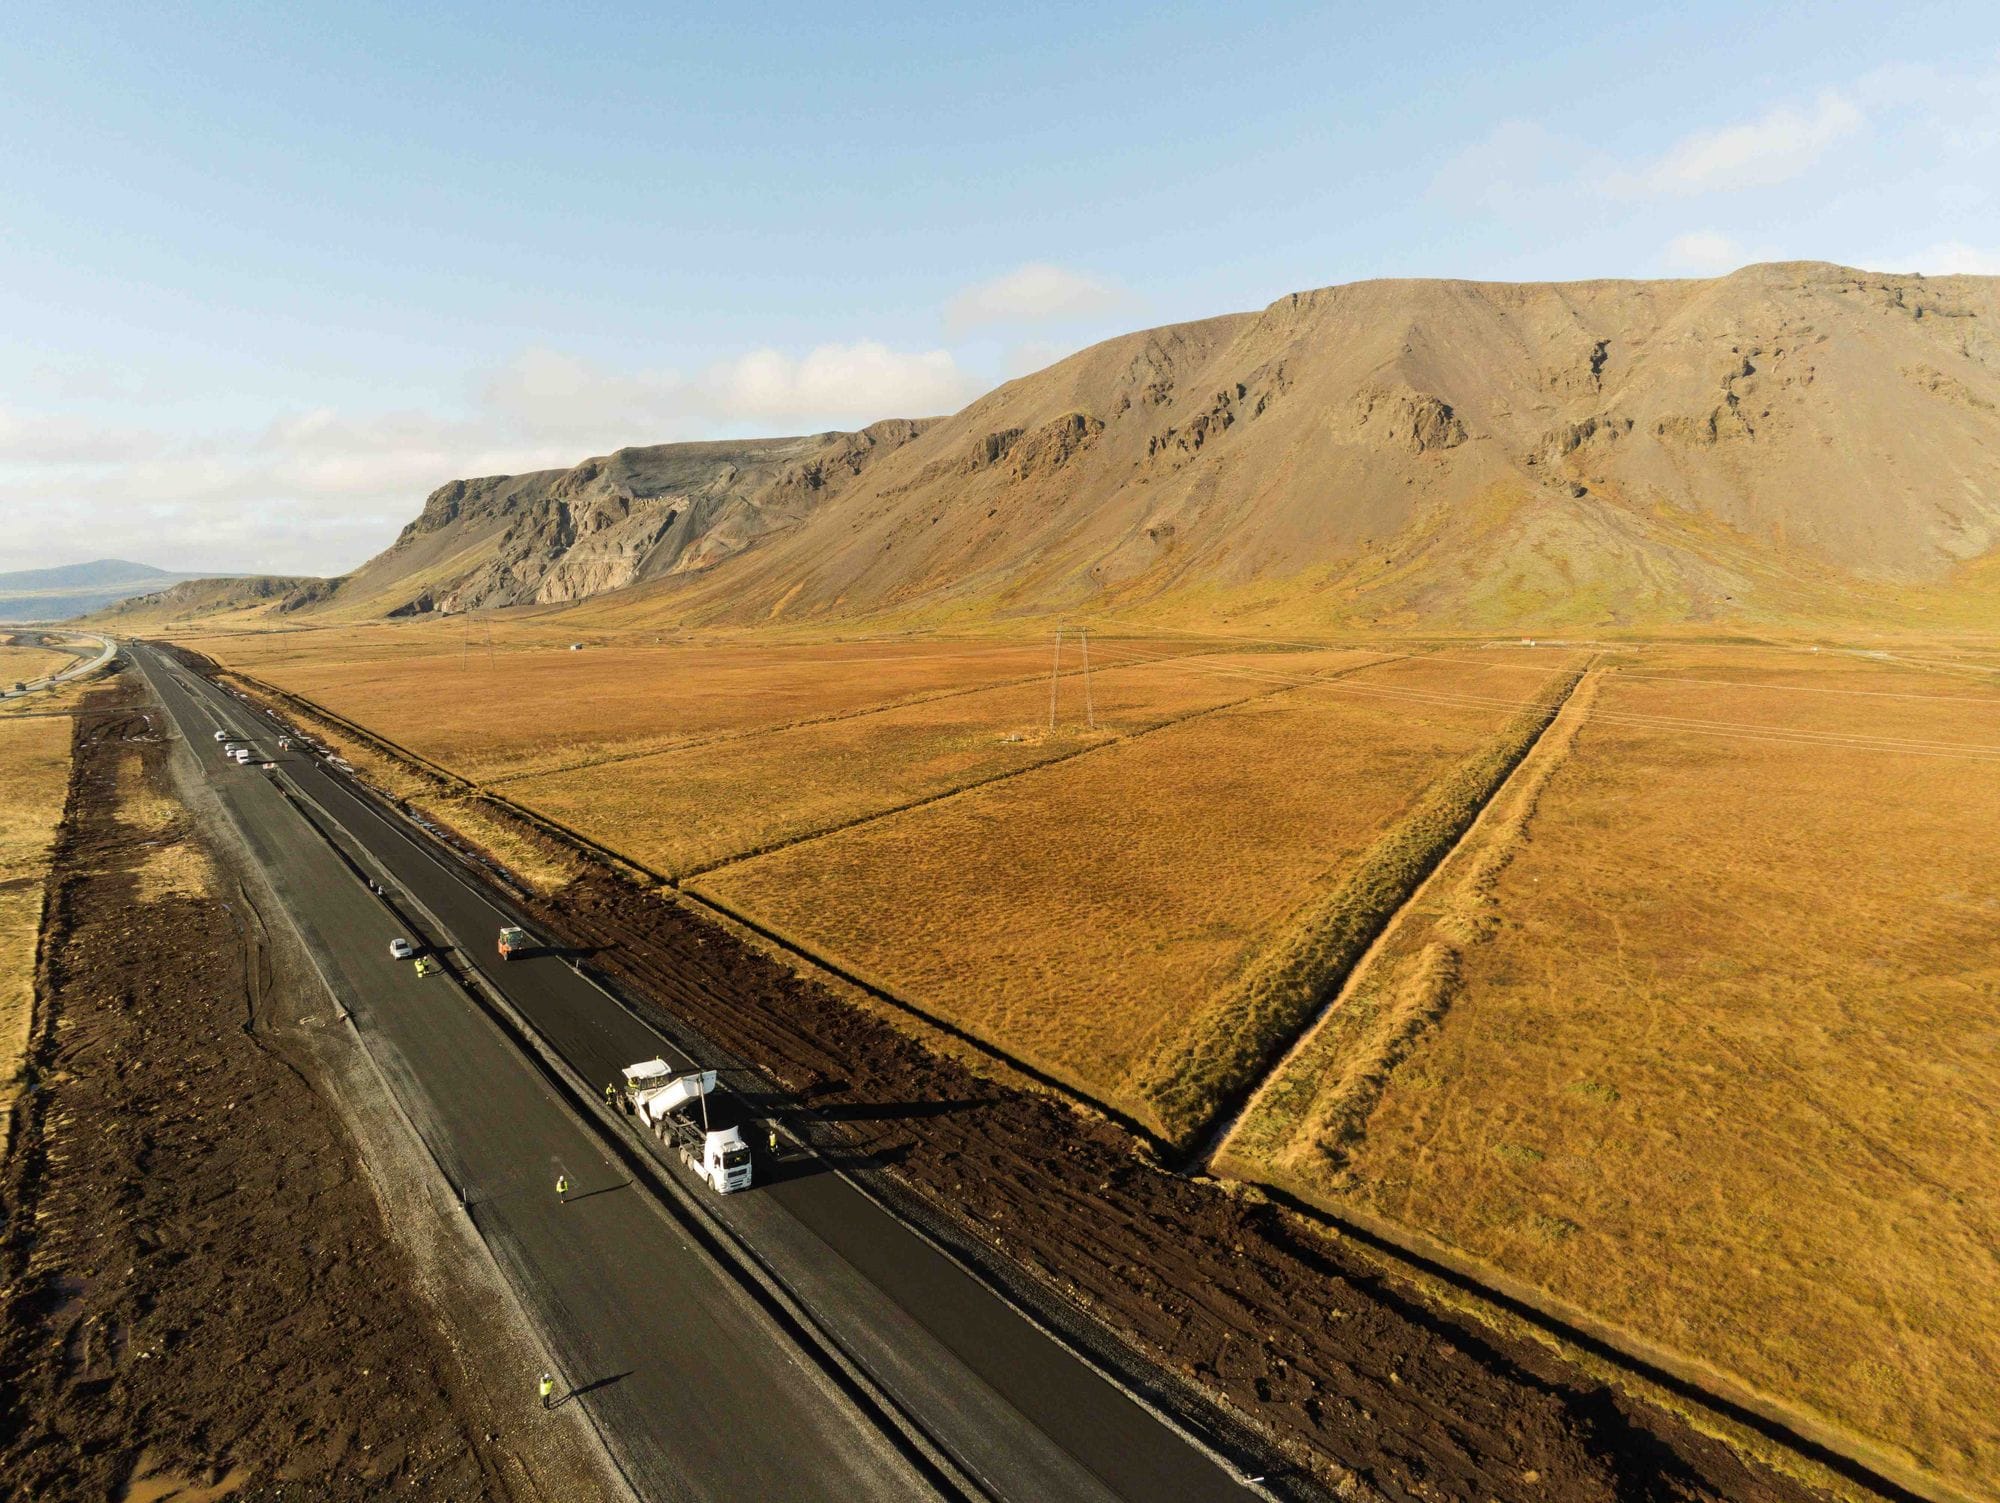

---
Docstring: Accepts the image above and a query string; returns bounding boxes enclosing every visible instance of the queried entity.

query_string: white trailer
[618,1059,753,1193]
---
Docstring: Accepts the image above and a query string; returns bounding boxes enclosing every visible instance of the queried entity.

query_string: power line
[1048,625,1065,733]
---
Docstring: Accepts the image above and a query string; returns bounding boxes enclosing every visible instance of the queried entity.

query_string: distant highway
[125,640,1260,1503]
[0,630,115,699]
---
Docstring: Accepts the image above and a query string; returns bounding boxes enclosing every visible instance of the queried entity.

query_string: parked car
[388,938,415,960]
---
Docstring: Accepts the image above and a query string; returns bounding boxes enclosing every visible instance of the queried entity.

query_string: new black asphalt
[129,642,1256,1503]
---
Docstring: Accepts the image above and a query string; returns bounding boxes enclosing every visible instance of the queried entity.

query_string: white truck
[618,1059,753,1193]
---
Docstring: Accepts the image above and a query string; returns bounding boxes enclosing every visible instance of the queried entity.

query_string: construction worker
[539,1372,555,1410]
[604,1081,616,1107]
[766,1123,780,1158]
[556,1173,569,1202]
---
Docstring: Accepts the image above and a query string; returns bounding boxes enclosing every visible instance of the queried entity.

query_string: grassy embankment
[1133,659,1587,1146]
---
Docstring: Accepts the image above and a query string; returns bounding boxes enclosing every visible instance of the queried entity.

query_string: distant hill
[133,262,2000,634]
[0,558,239,622]
[316,421,935,618]
[90,575,329,629]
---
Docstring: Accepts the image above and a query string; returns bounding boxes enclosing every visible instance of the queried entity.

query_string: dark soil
[0,682,514,1501]
[526,869,1834,1503]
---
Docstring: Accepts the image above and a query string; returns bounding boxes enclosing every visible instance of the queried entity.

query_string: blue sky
[3,1,1996,573]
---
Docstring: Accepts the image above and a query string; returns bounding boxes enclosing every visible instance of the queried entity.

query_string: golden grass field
[176,616,2000,1494]
[0,714,72,1159]
[695,650,1583,1133]
[1220,646,2000,1497]
[506,645,1375,877]
[181,623,1081,781]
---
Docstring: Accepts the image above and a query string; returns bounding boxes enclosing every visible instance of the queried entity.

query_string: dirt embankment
[526,868,1833,1503]
[0,680,522,1500]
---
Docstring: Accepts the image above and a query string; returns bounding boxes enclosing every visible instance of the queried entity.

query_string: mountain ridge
[100,262,2000,632]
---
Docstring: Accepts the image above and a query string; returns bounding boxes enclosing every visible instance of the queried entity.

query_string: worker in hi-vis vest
[539,1372,555,1410]
[556,1174,569,1202]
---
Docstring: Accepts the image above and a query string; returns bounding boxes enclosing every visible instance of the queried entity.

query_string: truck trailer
[618,1059,753,1193]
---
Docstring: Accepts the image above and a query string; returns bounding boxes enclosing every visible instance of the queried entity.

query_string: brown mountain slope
[627,261,1998,629]
[113,262,2000,634]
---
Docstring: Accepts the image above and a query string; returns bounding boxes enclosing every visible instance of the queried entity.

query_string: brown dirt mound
[0,682,512,1500]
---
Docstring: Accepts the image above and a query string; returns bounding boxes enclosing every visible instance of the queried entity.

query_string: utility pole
[1081,625,1095,731]
[1048,625,1063,733]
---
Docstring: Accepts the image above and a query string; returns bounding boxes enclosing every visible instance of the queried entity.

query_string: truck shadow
[758,1140,912,1187]
[732,1084,995,1127]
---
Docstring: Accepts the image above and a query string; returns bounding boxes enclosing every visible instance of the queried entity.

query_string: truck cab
[699,1126,754,1193]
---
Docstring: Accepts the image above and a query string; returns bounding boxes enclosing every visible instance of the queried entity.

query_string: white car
[388,938,415,960]
[213,730,230,741]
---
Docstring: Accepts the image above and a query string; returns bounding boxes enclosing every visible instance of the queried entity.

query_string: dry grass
[0,640,78,687]
[508,647,1374,878]
[696,651,1578,1131]
[1223,647,2000,1497]
[1135,658,1587,1143]
[0,716,72,1155]
[112,746,215,902]
[211,675,588,895]
[187,625,1085,781]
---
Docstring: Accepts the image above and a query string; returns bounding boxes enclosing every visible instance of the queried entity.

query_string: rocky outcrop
[1345,385,1467,454]
[357,421,933,615]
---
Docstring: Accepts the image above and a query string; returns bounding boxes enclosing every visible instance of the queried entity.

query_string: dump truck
[618,1059,753,1193]
[497,925,531,961]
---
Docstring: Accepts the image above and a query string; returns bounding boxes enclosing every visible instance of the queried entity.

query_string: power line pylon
[1048,625,1063,733]
[1080,625,1095,731]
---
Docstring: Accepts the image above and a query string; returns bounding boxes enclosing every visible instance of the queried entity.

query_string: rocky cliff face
[347,420,931,616]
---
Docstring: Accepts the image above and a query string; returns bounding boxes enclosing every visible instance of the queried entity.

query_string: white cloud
[0,336,980,576]
[709,342,972,423]
[1608,92,1864,197]
[945,263,1130,333]
[1661,231,1744,274]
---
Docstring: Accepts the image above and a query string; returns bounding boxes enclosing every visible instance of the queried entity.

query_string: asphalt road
[131,644,938,1503]
[0,630,114,699]
[128,642,1258,1503]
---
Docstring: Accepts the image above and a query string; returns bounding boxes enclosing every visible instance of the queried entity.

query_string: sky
[2,1,1996,575]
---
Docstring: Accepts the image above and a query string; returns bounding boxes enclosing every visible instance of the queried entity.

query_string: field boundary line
[1133,659,1592,1150]
[683,652,1398,882]
[1205,663,1605,1169]
[480,644,1234,788]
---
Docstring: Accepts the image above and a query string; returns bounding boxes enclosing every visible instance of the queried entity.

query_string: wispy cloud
[945,263,1132,333]
[709,342,972,422]
[1607,92,1864,197]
